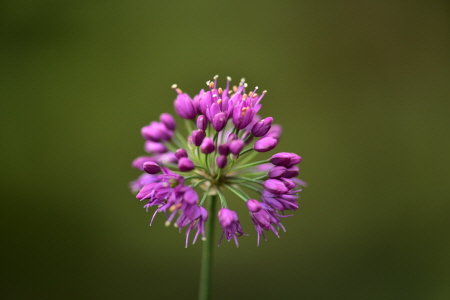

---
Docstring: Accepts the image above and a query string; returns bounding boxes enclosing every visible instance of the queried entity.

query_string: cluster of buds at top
[130,76,305,247]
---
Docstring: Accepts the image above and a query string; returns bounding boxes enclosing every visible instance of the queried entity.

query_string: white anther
[227,76,231,81]
[206,80,211,85]
[213,75,219,79]
[171,84,177,89]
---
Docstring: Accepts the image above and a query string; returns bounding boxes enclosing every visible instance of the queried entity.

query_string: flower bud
[159,113,176,131]
[174,93,196,119]
[269,152,291,166]
[227,133,237,144]
[264,124,282,140]
[280,178,295,189]
[192,129,206,146]
[263,179,288,194]
[159,152,178,165]
[268,166,286,178]
[216,155,227,169]
[141,122,173,142]
[286,154,302,167]
[175,148,188,159]
[197,115,208,130]
[183,187,199,205]
[247,199,262,212]
[143,161,161,174]
[218,208,237,228]
[200,138,215,154]
[229,140,244,155]
[218,143,230,156]
[144,141,167,154]
[178,157,195,172]
[252,117,273,137]
[284,166,299,178]
[212,112,227,132]
[132,156,156,171]
[254,137,278,152]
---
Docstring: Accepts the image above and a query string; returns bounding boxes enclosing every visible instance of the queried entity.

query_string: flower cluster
[130,76,305,247]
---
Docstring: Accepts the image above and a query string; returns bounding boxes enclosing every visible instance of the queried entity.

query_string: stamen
[218,87,223,94]
[243,94,248,100]
[209,81,215,89]
[214,75,219,88]
[217,99,222,105]
[169,203,182,212]
[172,84,182,94]
[232,85,238,92]
[226,76,231,90]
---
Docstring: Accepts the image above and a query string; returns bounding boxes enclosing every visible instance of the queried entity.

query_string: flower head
[130,76,306,246]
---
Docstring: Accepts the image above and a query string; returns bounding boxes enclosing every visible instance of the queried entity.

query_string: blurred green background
[1,1,450,299]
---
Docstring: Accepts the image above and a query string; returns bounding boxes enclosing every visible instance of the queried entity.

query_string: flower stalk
[198,195,217,300]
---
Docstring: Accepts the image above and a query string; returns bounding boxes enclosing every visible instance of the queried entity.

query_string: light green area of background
[1,1,450,299]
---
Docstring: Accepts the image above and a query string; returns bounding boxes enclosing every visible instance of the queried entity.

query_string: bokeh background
[2,1,450,299]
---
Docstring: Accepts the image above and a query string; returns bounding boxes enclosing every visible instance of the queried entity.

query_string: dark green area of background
[1,1,450,299]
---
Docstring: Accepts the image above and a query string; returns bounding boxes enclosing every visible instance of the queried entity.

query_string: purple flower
[263,179,288,194]
[218,143,230,156]
[129,173,158,193]
[144,141,167,154]
[178,157,195,172]
[268,166,286,178]
[284,166,299,178]
[247,200,287,245]
[175,148,188,159]
[143,161,161,174]
[197,115,207,130]
[216,155,227,169]
[130,75,306,247]
[141,121,173,142]
[192,129,206,146]
[212,112,227,132]
[159,113,176,131]
[252,117,273,137]
[232,100,256,130]
[229,139,244,156]
[132,156,156,171]
[200,137,215,154]
[218,208,246,246]
[254,137,278,152]
[173,86,196,119]
[270,152,301,166]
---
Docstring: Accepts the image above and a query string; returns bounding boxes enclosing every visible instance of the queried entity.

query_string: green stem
[239,147,254,157]
[198,195,217,300]
[224,184,249,201]
[233,159,270,171]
